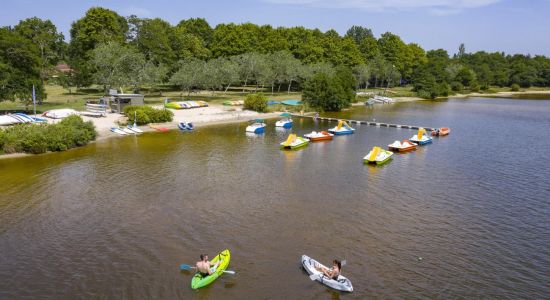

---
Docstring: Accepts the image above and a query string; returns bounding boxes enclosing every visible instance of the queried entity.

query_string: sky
[1,0,549,56]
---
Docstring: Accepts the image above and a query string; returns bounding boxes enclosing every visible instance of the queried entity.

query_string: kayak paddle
[180,264,236,275]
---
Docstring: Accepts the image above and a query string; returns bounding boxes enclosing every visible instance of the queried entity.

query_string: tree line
[1,6,550,106]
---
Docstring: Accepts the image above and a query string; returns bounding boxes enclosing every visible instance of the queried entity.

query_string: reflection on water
[1,98,549,299]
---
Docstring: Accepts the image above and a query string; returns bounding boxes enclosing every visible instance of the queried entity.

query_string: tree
[69,7,128,88]
[14,17,65,102]
[231,52,265,92]
[69,7,127,55]
[302,70,354,111]
[170,57,205,95]
[141,62,169,94]
[353,64,371,89]
[345,26,374,44]
[170,26,211,61]
[177,18,213,46]
[377,32,407,76]
[457,43,466,60]
[209,58,239,93]
[91,42,146,92]
[133,18,175,65]
[359,36,379,61]
[455,66,477,87]
[0,27,42,102]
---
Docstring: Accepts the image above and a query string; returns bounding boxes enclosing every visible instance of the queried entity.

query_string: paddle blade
[309,274,319,281]
[223,270,236,275]
[341,260,347,267]
[180,264,193,270]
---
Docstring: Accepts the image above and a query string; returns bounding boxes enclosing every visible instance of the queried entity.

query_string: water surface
[1,97,549,299]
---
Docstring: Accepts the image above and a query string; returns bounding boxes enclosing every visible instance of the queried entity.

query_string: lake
[1,97,549,299]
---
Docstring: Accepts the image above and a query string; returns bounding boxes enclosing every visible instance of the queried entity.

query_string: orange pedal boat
[304,131,334,142]
[432,127,450,136]
[388,140,417,152]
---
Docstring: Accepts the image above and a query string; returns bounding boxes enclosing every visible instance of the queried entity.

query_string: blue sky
[1,0,549,56]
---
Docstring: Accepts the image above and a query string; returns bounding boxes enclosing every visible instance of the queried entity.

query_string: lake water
[1,97,549,299]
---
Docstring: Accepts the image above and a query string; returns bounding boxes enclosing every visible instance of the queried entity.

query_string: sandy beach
[83,104,281,139]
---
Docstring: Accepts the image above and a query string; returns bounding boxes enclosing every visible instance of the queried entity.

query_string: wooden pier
[291,114,437,132]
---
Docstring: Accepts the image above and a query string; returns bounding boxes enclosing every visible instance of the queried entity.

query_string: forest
[2,6,550,107]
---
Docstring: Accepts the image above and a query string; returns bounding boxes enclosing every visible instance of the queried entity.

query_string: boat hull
[329,130,354,135]
[364,156,393,165]
[410,139,432,145]
[308,136,333,142]
[191,249,231,289]
[389,146,416,152]
[301,255,353,292]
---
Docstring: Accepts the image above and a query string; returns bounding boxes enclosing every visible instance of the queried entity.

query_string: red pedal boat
[304,131,334,142]
[388,140,417,152]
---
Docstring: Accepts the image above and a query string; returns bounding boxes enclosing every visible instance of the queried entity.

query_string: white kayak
[110,127,127,135]
[301,255,353,292]
[42,109,78,119]
[127,125,143,133]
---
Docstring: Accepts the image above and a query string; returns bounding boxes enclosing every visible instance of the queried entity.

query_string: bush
[470,82,480,92]
[302,71,354,111]
[451,81,464,92]
[244,93,268,112]
[0,116,97,155]
[124,105,173,125]
[511,83,520,91]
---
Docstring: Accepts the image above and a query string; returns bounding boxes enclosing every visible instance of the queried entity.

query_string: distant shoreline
[353,89,550,104]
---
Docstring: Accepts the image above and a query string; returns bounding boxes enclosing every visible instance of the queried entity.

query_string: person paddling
[196,254,219,277]
[315,259,342,280]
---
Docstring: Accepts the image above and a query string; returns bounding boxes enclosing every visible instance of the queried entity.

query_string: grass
[0,84,304,112]
[2,84,548,113]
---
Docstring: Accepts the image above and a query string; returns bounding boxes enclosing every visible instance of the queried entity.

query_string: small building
[103,92,144,113]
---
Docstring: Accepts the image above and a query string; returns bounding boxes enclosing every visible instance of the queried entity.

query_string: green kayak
[191,249,231,289]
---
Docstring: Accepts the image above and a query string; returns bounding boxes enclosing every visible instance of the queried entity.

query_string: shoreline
[353,89,550,104]
[2,90,549,160]
[1,105,282,160]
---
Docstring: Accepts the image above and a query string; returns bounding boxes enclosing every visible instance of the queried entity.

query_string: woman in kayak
[315,259,341,280]
[196,254,219,277]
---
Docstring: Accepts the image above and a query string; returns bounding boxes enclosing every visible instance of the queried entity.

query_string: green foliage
[14,17,65,66]
[5,9,550,101]
[451,81,464,92]
[511,83,520,91]
[244,93,268,112]
[91,42,147,90]
[177,18,213,46]
[0,27,43,102]
[345,26,373,44]
[0,115,96,154]
[302,71,354,111]
[123,105,173,125]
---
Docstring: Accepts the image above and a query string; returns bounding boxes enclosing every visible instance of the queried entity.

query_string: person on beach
[196,254,219,277]
[315,259,341,280]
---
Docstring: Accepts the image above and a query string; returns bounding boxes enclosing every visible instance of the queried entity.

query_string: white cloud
[122,6,152,17]
[264,0,501,15]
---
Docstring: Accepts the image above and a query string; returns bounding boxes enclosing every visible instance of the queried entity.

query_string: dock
[291,114,437,132]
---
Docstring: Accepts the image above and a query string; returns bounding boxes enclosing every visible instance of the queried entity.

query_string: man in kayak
[315,259,341,280]
[196,254,219,277]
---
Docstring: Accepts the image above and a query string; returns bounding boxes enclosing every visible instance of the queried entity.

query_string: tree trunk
[224,84,231,93]
[271,83,274,95]
[242,75,249,93]
[277,83,282,93]
[287,80,293,93]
